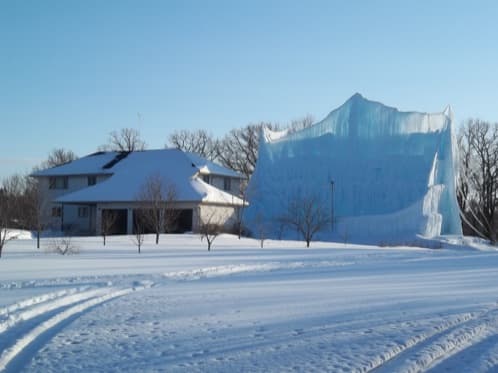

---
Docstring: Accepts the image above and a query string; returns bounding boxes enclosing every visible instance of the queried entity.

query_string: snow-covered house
[245,93,462,243]
[31,149,245,235]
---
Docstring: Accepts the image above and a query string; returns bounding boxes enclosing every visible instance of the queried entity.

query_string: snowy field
[1,234,498,372]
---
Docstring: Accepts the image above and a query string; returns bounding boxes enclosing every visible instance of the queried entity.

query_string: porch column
[127,208,134,234]
[96,206,102,235]
[60,203,64,232]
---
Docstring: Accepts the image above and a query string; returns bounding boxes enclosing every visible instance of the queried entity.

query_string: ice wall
[245,94,462,243]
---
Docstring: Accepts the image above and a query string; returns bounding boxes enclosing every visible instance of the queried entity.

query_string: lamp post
[330,180,334,231]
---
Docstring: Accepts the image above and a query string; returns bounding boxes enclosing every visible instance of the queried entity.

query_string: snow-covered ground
[1,234,498,372]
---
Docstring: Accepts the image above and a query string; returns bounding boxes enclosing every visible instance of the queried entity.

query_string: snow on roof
[32,149,243,179]
[184,152,242,178]
[31,152,120,177]
[55,149,245,205]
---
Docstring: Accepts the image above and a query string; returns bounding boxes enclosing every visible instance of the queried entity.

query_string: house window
[88,176,97,186]
[202,174,210,184]
[49,176,68,189]
[78,207,88,218]
[223,177,231,191]
[51,207,62,217]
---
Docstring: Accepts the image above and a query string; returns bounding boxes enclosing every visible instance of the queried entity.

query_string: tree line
[0,118,314,255]
[167,114,314,180]
[457,119,498,243]
[2,115,498,256]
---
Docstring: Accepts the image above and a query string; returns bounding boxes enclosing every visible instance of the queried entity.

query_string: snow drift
[244,93,462,243]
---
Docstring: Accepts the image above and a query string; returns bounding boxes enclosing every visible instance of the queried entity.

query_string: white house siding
[195,204,239,232]
[40,175,111,233]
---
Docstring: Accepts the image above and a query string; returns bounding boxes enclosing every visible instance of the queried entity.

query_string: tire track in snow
[0,287,110,334]
[426,332,498,372]
[0,285,147,372]
[369,305,498,373]
[0,287,88,317]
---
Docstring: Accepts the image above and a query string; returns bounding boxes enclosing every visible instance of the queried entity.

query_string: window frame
[223,177,231,191]
[78,206,89,218]
[49,176,68,190]
[51,206,62,217]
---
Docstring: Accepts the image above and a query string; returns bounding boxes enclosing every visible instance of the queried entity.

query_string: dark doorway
[174,209,193,233]
[132,208,193,234]
[102,209,127,235]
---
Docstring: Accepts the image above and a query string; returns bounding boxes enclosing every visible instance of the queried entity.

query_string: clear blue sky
[1,0,498,180]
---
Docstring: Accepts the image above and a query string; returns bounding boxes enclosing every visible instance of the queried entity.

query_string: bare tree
[288,114,315,133]
[3,174,32,229]
[216,122,279,180]
[457,119,498,242]
[279,191,331,247]
[101,209,118,246]
[48,236,78,255]
[47,148,77,167]
[167,129,217,160]
[198,210,225,251]
[137,174,178,244]
[0,194,12,258]
[132,209,146,254]
[106,128,146,152]
[25,178,50,249]
[0,177,23,257]
[253,211,268,248]
[33,148,78,171]
[232,179,249,239]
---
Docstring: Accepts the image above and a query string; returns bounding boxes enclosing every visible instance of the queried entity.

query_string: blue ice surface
[245,94,462,244]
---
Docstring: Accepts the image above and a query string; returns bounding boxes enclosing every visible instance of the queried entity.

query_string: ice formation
[244,93,462,243]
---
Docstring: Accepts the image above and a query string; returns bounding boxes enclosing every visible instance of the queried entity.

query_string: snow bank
[2,229,33,240]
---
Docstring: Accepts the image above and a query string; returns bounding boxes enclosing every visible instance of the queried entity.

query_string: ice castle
[244,93,462,243]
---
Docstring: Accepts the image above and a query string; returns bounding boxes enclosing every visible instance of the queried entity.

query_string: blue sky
[1,0,498,180]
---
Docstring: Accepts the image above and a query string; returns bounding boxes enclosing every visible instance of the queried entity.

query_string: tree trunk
[37,231,40,249]
[156,232,159,244]
[103,234,106,246]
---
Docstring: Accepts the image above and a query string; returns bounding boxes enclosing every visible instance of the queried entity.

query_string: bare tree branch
[457,119,498,242]
[107,128,146,152]
[278,191,331,247]
[136,174,179,244]
[101,210,119,246]
[198,210,226,251]
[167,129,217,160]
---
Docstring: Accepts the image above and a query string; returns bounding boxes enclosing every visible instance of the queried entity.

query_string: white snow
[30,151,118,177]
[47,149,245,205]
[0,234,498,372]
[185,152,241,178]
[1,229,33,241]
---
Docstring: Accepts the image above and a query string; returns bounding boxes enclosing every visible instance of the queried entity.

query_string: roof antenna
[137,112,143,128]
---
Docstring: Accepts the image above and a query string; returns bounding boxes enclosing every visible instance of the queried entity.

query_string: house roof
[34,149,245,205]
[184,152,241,178]
[31,151,120,177]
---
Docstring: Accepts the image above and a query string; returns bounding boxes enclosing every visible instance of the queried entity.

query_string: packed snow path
[0,284,149,372]
[1,234,498,372]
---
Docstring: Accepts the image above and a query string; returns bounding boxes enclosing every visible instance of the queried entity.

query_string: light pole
[330,180,334,231]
